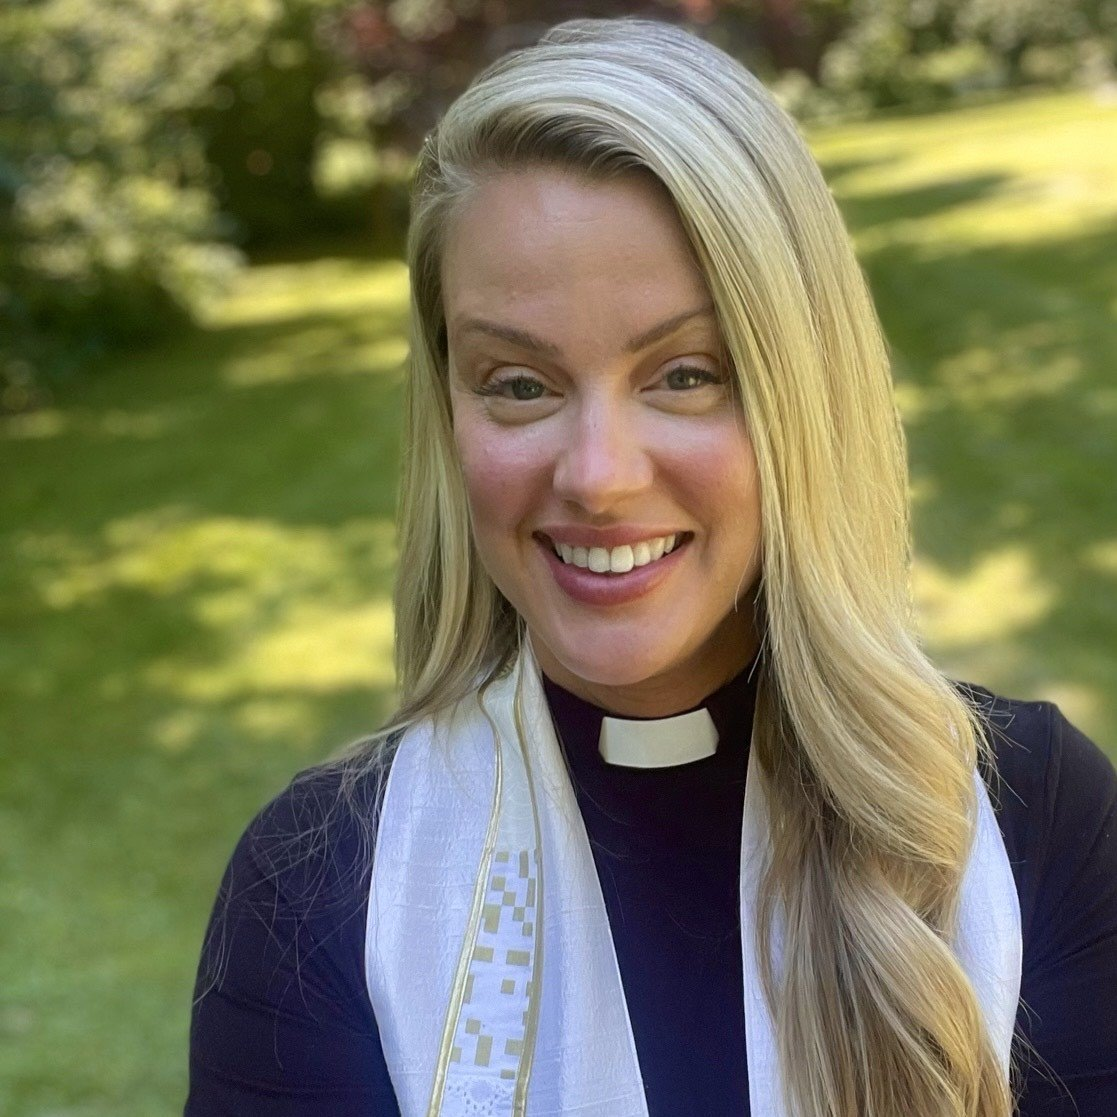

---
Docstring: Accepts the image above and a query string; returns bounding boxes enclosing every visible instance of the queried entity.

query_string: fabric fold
[366,643,1022,1116]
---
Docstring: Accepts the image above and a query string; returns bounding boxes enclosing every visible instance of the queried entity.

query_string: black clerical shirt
[187,667,1117,1115]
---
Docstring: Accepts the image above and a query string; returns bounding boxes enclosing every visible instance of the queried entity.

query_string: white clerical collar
[598,706,718,768]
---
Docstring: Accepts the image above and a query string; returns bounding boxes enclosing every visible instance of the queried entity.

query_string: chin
[535,635,678,691]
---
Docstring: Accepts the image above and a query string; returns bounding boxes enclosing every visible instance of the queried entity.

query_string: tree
[0,0,271,408]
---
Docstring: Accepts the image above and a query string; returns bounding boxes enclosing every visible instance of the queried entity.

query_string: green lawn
[1,90,1115,1114]
[810,90,1117,735]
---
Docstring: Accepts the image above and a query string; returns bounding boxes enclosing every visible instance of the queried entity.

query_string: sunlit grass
[811,91,1117,247]
[0,257,407,1116]
[813,90,1117,733]
[1,91,1115,1115]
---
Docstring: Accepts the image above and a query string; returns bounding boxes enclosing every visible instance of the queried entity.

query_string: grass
[809,89,1117,732]
[1,259,408,1115]
[1,89,1115,1114]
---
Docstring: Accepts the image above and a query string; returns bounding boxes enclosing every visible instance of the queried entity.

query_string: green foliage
[0,0,406,408]
[192,0,369,247]
[0,0,270,408]
[4,0,1114,409]
[812,0,1117,113]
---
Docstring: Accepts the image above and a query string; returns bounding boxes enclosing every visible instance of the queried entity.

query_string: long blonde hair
[355,17,1015,1117]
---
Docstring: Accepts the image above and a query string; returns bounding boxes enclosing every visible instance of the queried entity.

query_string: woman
[187,18,1117,1117]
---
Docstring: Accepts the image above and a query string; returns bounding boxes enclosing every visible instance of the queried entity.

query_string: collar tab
[598,707,718,768]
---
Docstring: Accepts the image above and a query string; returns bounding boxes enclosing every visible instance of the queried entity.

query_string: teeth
[609,545,634,574]
[552,534,683,573]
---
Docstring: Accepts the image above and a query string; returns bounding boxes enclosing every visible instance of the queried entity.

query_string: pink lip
[538,535,689,606]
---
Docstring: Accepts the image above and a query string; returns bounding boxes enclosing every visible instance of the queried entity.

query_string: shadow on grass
[853,219,1117,733]
[3,280,407,766]
[5,307,407,531]
[0,258,409,1114]
[808,145,1117,732]
[836,173,1013,230]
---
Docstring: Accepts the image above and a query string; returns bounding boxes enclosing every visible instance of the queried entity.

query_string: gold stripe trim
[425,689,505,1116]
[511,657,545,1116]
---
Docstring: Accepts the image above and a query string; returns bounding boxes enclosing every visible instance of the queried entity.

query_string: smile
[548,534,688,574]
[537,531,692,607]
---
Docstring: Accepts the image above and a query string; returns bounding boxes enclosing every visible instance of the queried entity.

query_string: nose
[552,397,654,515]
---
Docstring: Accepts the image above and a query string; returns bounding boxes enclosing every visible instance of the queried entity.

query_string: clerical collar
[539,652,761,771]
[598,707,718,768]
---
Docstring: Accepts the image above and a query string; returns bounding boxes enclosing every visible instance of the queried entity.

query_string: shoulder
[188,741,406,1108]
[962,684,1116,846]
[960,685,1117,950]
[195,737,401,1002]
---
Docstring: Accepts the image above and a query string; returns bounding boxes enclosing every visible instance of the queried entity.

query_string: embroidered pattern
[445,848,539,1097]
[444,1077,515,1115]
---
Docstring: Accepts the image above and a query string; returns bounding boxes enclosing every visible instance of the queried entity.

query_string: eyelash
[662,365,725,391]
[475,365,725,400]
[475,374,548,401]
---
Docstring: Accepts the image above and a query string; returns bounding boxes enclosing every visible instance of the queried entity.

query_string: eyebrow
[452,304,716,357]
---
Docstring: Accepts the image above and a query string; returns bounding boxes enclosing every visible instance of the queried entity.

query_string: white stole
[365,644,1022,1116]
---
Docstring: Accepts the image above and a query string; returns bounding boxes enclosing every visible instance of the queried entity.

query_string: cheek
[669,422,762,575]
[453,415,549,537]
[671,419,759,509]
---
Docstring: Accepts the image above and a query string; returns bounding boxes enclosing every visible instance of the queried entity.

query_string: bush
[192,3,344,248]
[0,0,268,410]
[813,0,1116,115]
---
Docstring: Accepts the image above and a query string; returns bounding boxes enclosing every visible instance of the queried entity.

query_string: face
[443,168,761,716]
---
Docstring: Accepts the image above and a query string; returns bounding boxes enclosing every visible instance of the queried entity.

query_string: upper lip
[534,526,690,549]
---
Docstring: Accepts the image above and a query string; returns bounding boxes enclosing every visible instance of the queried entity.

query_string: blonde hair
[354,17,1016,1116]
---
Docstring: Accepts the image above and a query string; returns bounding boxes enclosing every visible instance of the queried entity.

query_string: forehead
[440,168,714,343]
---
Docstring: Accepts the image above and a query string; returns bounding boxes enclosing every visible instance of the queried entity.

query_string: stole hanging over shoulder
[365,642,1023,1117]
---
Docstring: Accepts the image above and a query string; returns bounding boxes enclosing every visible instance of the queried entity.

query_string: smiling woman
[186,17,1117,1117]
[444,169,760,713]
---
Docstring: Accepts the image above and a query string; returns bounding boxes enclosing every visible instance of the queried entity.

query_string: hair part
[341,17,1017,1116]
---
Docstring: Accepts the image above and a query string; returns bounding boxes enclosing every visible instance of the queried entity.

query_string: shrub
[0,0,264,409]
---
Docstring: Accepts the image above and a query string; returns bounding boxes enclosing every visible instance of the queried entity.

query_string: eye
[662,365,725,391]
[477,373,549,401]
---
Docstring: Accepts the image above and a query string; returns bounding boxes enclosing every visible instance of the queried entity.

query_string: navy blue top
[186,668,1117,1115]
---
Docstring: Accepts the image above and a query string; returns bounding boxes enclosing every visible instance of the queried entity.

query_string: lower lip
[539,538,689,606]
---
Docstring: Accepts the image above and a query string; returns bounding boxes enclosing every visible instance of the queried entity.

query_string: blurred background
[1,1,1115,1112]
